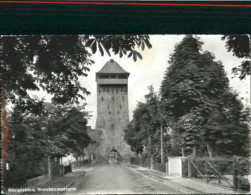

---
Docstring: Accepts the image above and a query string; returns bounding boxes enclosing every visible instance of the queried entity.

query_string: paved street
[69,164,199,194]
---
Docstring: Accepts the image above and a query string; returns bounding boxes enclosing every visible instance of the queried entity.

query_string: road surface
[70,164,196,194]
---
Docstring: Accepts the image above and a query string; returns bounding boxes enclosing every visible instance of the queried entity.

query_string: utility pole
[156,94,166,165]
[160,120,164,164]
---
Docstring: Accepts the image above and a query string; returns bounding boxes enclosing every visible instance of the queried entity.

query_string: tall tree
[160,35,248,157]
[125,86,170,162]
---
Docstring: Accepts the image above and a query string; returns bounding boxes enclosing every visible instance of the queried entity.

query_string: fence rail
[130,157,166,172]
[188,157,250,191]
[130,156,249,192]
[152,162,166,173]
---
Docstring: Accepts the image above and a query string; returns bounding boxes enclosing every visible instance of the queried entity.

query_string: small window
[109,111,111,115]
[112,97,115,101]
[122,96,124,101]
[101,97,103,101]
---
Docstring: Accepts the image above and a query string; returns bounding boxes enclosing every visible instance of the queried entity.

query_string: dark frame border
[1,1,251,34]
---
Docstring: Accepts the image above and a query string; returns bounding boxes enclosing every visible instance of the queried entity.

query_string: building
[93,59,133,162]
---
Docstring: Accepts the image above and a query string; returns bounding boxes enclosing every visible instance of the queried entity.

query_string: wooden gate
[188,158,233,188]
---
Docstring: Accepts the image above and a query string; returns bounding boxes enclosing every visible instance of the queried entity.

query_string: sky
[78,35,250,128]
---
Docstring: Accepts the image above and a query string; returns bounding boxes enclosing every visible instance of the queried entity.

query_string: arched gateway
[107,148,121,164]
[94,59,133,162]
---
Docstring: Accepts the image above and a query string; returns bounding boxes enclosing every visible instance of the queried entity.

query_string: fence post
[140,156,142,166]
[205,161,208,182]
[165,162,168,174]
[150,157,153,170]
[233,159,238,191]
[188,158,192,178]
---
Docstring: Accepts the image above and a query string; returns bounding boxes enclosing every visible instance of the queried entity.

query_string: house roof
[97,59,129,74]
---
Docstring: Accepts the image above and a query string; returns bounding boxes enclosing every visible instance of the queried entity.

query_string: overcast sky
[77,35,250,128]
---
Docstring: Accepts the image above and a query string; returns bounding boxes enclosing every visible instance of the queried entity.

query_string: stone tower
[95,59,132,160]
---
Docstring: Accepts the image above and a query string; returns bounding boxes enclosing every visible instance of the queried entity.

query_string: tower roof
[97,59,129,74]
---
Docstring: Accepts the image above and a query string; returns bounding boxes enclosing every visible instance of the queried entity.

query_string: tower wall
[95,60,133,160]
[96,84,131,158]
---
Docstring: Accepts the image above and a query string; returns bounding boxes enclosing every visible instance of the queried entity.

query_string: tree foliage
[160,35,249,157]
[7,102,91,180]
[124,86,171,162]
[222,35,250,80]
[204,92,250,156]
[1,35,152,107]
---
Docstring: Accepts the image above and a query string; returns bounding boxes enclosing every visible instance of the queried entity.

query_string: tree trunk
[150,156,153,170]
[48,156,52,180]
[160,122,164,164]
[207,143,213,158]
[56,157,61,176]
[148,136,152,159]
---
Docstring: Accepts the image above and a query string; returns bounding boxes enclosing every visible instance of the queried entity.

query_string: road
[70,164,195,194]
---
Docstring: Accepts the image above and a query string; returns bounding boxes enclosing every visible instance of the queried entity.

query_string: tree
[222,35,250,80]
[1,35,152,107]
[204,91,250,157]
[7,102,92,181]
[160,35,248,157]
[124,119,144,155]
[124,86,170,162]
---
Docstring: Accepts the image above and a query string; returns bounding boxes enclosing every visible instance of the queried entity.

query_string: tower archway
[107,148,121,164]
